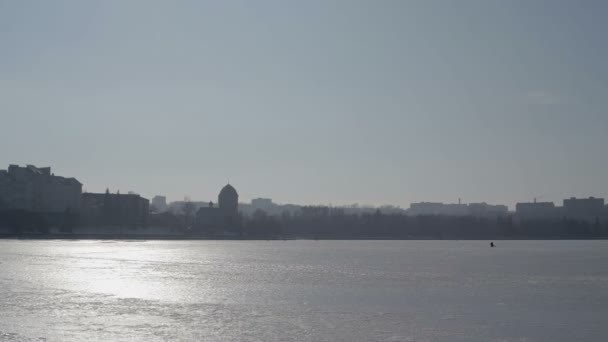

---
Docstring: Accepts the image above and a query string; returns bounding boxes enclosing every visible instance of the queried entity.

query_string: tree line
[240,206,608,239]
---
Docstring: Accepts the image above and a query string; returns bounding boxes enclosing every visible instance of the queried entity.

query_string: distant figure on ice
[490,242,495,247]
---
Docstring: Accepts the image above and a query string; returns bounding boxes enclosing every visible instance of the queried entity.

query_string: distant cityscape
[1,164,607,239]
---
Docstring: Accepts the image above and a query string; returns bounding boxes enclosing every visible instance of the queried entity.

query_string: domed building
[218,184,238,217]
[195,184,240,234]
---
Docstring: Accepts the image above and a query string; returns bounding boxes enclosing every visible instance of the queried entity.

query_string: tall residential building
[0,164,82,213]
[563,197,605,218]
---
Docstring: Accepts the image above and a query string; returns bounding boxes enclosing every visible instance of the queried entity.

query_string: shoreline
[1,233,606,241]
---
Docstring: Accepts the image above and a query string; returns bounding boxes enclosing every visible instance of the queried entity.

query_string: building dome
[218,184,238,216]
[219,184,238,198]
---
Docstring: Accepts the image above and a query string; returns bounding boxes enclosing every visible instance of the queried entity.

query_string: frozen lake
[1,240,607,341]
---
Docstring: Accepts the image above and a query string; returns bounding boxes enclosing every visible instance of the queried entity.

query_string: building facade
[81,190,149,228]
[515,201,559,219]
[0,164,82,213]
[563,197,605,219]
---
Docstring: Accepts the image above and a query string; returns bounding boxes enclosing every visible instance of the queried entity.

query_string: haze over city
[1,0,607,207]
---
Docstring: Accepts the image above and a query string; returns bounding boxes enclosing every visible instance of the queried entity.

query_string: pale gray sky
[1,0,607,208]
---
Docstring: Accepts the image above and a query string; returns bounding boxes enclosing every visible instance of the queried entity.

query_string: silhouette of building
[515,201,559,219]
[167,200,207,214]
[195,184,240,233]
[81,190,149,228]
[563,197,605,219]
[151,195,168,212]
[0,164,81,213]
[409,202,468,216]
[467,203,509,217]
[408,201,507,217]
[251,198,275,212]
[195,201,223,228]
[218,184,238,217]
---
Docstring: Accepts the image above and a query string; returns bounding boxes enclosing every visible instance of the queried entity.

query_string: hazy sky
[1,0,607,208]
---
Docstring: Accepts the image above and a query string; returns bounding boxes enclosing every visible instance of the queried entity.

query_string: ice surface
[0,240,607,341]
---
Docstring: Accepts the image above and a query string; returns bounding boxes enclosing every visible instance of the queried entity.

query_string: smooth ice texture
[1,240,607,341]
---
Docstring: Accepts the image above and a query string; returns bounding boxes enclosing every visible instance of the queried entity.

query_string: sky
[1,0,607,209]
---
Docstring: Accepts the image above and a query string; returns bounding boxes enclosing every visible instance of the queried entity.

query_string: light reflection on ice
[0,240,607,341]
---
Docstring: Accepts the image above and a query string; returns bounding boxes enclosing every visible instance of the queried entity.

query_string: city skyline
[3,162,607,240]
[2,1,607,208]
[2,163,606,214]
